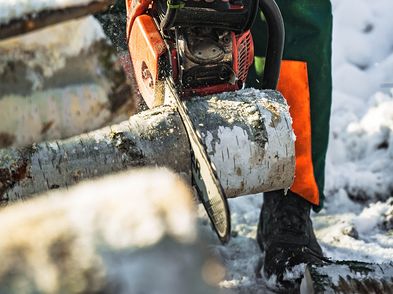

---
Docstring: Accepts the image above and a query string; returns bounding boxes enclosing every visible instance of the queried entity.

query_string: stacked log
[0,168,221,294]
[0,15,135,148]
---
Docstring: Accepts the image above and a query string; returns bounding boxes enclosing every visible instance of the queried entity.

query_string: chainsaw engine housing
[126,0,256,108]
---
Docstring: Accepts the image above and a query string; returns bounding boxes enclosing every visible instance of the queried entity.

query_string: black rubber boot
[257,190,325,290]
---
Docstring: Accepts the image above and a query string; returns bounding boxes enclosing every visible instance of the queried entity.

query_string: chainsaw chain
[166,78,231,243]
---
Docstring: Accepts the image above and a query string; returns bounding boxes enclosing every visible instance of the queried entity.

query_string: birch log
[0,89,295,204]
[0,0,115,40]
[0,16,135,148]
[0,168,220,294]
[301,261,393,294]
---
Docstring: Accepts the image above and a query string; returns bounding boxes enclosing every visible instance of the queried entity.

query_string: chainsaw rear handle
[258,0,284,90]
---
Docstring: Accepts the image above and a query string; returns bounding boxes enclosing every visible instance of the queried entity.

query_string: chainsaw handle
[160,0,184,32]
[258,0,284,90]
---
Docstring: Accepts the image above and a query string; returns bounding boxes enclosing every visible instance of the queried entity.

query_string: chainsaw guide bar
[126,0,285,244]
[166,78,231,243]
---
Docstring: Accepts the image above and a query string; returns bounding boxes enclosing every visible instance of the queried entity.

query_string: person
[247,0,333,289]
[99,0,332,289]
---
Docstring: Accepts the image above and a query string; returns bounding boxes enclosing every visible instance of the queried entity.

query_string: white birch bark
[0,16,136,148]
[186,88,295,197]
[0,89,295,204]
[0,168,220,294]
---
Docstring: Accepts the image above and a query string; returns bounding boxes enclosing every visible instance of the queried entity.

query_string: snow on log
[186,88,295,197]
[0,16,135,148]
[0,1,114,36]
[0,168,221,294]
[0,89,295,204]
[301,261,393,294]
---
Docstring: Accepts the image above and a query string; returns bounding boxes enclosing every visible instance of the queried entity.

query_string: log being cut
[0,88,295,204]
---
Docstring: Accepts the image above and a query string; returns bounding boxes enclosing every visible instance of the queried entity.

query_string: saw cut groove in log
[0,0,116,40]
[0,89,294,204]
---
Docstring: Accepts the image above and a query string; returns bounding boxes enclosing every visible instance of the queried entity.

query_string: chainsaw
[125,0,284,243]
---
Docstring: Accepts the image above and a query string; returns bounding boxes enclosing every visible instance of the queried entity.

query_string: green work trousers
[247,0,333,211]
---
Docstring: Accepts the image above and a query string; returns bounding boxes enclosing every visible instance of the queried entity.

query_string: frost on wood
[0,89,294,203]
[0,16,135,148]
[0,168,220,294]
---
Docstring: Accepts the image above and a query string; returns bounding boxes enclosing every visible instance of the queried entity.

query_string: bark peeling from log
[0,146,36,205]
[109,131,145,164]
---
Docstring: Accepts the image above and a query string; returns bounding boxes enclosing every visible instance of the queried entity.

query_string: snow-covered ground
[214,0,393,292]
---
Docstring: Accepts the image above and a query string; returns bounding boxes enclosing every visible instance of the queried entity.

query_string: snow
[203,0,393,292]
[0,0,105,25]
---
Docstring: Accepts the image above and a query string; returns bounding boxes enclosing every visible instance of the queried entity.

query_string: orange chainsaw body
[128,14,167,107]
[126,0,255,107]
